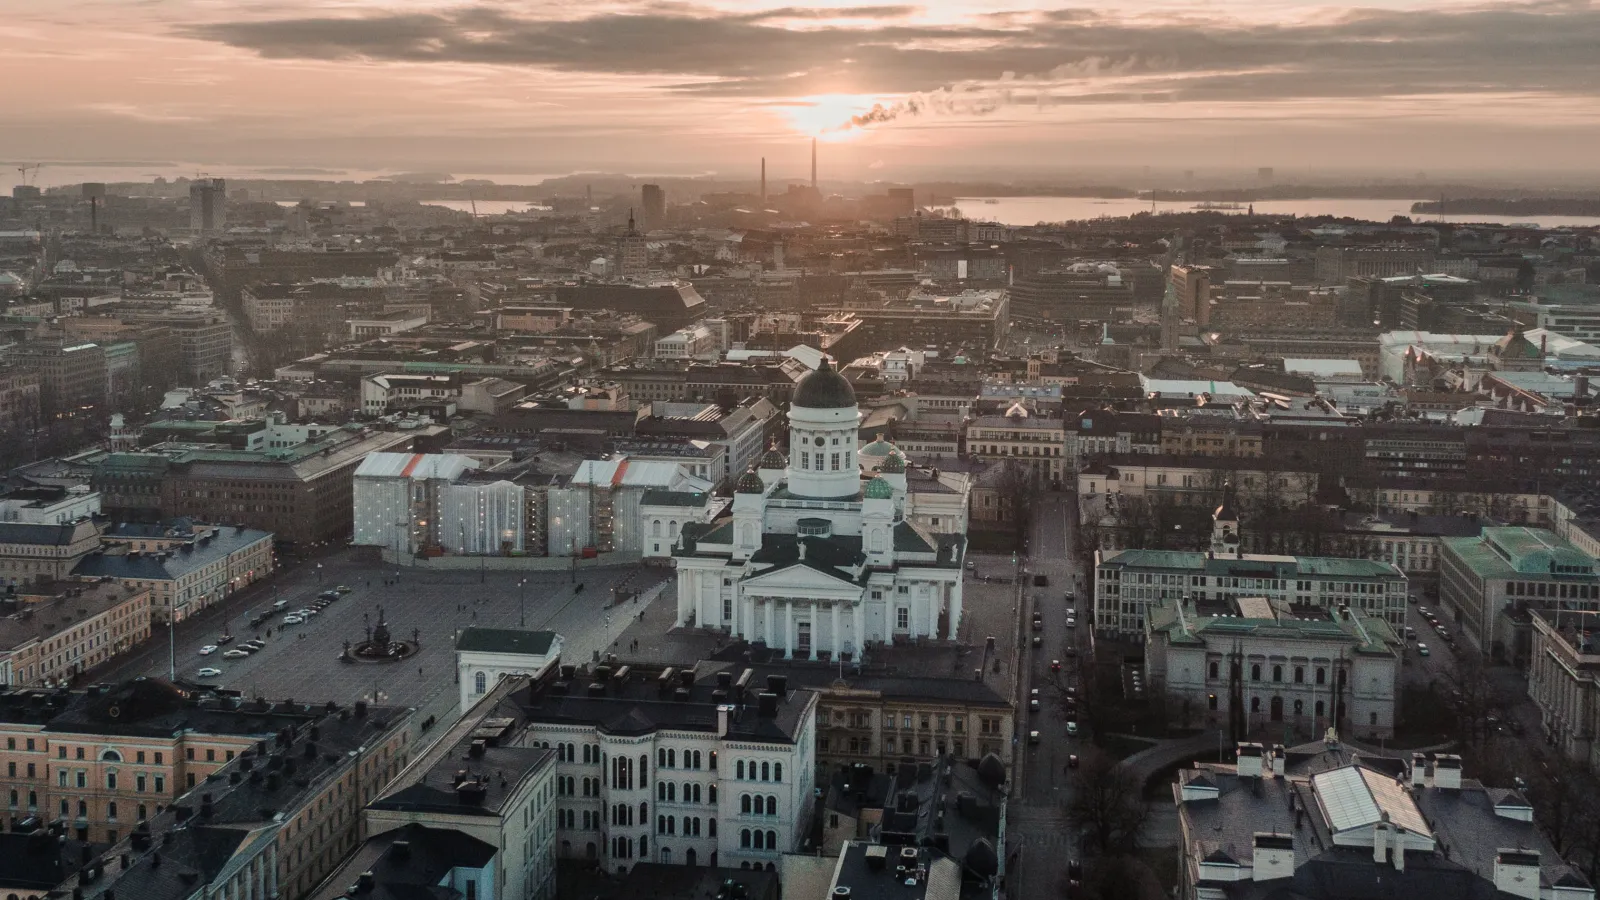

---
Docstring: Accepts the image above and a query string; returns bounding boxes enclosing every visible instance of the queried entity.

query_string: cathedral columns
[808,602,819,661]
[743,595,755,641]
[946,581,962,640]
[855,601,866,653]
[765,598,776,649]
[785,600,796,659]
[832,602,842,660]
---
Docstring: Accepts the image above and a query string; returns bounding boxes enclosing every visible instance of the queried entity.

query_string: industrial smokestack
[760,157,766,203]
[811,138,818,191]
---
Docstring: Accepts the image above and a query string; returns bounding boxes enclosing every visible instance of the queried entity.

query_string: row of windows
[1208,661,1338,686]
[738,828,779,850]
[739,794,778,816]
[657,781,712,804]
[732,760,782,782]
[657,814,712,836]
[656,748,707,770]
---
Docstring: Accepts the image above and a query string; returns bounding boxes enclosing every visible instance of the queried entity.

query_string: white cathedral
[672,358,968,659]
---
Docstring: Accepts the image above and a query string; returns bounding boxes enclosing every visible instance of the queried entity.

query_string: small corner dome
[864,476,894,500]
[879,452,906,474]
[759,448,788,469]
[791,357,856,409]
[736,469,766,494]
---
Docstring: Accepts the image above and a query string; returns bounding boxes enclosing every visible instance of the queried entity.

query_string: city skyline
[3,0,1600,181]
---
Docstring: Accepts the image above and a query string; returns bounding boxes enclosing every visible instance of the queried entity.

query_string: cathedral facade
[673,359,967,659]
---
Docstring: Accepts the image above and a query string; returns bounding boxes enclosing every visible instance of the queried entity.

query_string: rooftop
[71,525,273,584]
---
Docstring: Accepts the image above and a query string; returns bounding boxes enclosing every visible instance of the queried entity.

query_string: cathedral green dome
[864,476,894,500]
[879,451,906,474]
[759,448,788,469]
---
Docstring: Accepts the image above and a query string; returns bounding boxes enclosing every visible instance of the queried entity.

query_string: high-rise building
[886,187,914,216]
[618,210,649,276]
[188,177,226,234]
[641,184,665,229]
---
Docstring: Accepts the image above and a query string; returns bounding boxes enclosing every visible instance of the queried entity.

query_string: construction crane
[16,164,42,186]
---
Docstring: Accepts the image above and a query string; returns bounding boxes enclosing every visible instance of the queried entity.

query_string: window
[1294,667,1304,684]
[773,763,782,783]
[206,749,215,762]
[154,776,165,793]
[474,671,487,695]
[1272,665,1283,683]
[107,801,117,820]
[1250,664,1261,681]
[136,751,145,764]
[1208,662,1219,680]
[106,772,117,790]
[896,607,909,630]
[76,771,86,788]
[1250,697,1260,713]
[1315,668,1326,685]
[137,774,146,792]
[154,753,162,765]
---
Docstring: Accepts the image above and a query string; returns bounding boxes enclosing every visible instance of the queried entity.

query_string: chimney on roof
[1433,753,1462,790]
[718,703,732,736]
[1410,753,1427,787]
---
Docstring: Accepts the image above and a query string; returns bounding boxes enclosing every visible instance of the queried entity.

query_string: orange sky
[3,1,1598,182]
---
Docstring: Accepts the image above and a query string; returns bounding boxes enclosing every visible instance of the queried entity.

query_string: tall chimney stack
[811,138,817,191]
[761,157,767,203]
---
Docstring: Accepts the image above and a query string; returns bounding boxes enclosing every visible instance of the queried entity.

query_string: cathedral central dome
[791,358,856,409]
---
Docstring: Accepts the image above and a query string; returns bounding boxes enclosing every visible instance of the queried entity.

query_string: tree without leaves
[995,458,1035,551]
[1064,749,1150,857]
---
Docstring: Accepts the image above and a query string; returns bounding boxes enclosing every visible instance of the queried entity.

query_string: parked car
[222,649,250,659]
[282,615,305,626]
[1050,659,1062,673]
[216,634,234,645]
[241,640,266,650]
[318,590,339,601]
[196,667,223,678]
[1032,635,1042,648]
[1029,689,1040,712]
[965,560,976,571]
[272,599,290,611]
[1067,754,1079,769]
[1417,642,1430,656]
[1028,730,1041,745]
[198,645,218,656]
[334,585,352,594]
[1031,617,1043,632]
[1065,617,1077,629]
[298,608,319,617]
[1065,721,1079,736]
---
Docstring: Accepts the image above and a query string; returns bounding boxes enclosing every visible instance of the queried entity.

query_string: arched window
[667,749,676,768]
[708,785,717,804]
[1315,700,1326,718]
[773,763,782,783]
[709,751,717,771]
[651,520,662,537]
[765,796,777,815]
[736,760,744,780]
[640,836,647,857]
[640,755,649,787]
[1315,667,1326,685]
[658,749,667,767]
[709,818,717,837]
[658,815,666,833]
[1272,665,1283,683]
[474,671,487,694]
[657,783,666,801]
[741,794,752,814]
[760,762,770,782]
[1294,667,1304,684]
[740,829,751,849]
[1251,697,1261,712]
[100,749,121,762]
[667,783,676,802]
[767,830,778,849]
[1250,664,1261,681]
[639,801,649,822]
[1208,661,1219,680]
[1294,699,1304,715]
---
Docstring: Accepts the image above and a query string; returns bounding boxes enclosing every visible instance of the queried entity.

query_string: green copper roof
[864,476,894,500]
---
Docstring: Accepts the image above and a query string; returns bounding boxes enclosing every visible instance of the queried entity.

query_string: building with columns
[673,358,967,660]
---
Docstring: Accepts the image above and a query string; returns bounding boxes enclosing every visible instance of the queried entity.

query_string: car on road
[1065,721,1079,736]
[198,645,218,655]
[1064,591,1075,603]
[1417,642,1430,656]
[964,560,976,571]
[196,667,222,678]
[318,590,339,601]
[1031,616,1043,632]
[1418,606,1429,617]
[334,585,352,594]
[222,649,250,659]
[1067,754,1079,769]
[297,608,319,617]
[1065,617,1077,629]
[282,615,305,625]
[1028,730,1040,745]
[1029,689,1040,712]
[241,640,265,651]
[217,634,234,645]
[1031,635,1042,648]
[272,600,290,611]
[1050,659,1062,673]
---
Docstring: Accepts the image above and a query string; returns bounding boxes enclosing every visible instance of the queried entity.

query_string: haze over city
[5,0,1600,182]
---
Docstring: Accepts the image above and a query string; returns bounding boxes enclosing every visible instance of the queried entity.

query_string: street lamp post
[519,578,528,628]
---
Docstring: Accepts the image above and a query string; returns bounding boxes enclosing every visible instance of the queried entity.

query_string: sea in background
[953,196,1600,229]
[20,163,569,189]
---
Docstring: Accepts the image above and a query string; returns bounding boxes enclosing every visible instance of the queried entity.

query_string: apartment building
[520,662,817,874]
[0,583,151,688]
[965,405,1064,488]
[71,524,274,623]
[1529,608,1600,770]
[1439,526,1600,661]
[0,679,411,850]
[0,520,105,587]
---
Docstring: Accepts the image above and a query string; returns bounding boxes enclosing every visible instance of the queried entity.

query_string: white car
[196,667,223,678]
[297,608,318,617]
[281,615,305,626]
[222,649,250,659]
[1066,721,1079,736]
[198,645,218,656]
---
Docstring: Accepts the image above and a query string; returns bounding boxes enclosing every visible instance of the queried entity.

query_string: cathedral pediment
[743,561,864,593]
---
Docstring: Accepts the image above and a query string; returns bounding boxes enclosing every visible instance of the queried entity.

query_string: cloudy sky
[3,0,1597,182]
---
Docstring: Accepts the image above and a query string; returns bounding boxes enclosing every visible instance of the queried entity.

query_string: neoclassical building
[674,359,967,659]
